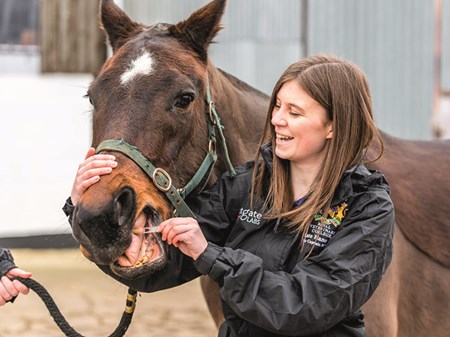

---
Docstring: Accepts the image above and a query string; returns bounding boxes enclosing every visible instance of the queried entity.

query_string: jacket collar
[260,142,274,171]
[259,143,385,206]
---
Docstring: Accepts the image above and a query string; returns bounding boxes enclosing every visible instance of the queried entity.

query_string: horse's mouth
[110,207,168,278]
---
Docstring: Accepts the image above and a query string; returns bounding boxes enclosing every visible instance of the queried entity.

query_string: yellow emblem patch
[313,201,348,227]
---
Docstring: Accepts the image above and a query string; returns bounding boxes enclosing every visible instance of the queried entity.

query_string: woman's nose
[271,109,287,127]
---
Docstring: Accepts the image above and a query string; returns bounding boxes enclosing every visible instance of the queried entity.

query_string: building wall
[124,0,303,96]
[443,0,450,93]
[308,0,435,139]
[124,0,449,140]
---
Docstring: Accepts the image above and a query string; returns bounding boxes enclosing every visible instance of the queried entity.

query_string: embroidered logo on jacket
[237,208,262,225]
[304,201,348,248]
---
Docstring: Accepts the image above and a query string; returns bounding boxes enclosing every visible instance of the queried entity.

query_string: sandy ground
[0,249,218,337]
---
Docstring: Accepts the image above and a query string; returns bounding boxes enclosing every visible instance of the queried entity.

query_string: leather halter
[95,75,236,218]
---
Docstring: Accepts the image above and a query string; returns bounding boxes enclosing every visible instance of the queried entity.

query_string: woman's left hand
[157,217,207,260]
[0,268,32,306]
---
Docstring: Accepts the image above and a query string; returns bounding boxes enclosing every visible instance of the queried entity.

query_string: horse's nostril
[116,187,136,227]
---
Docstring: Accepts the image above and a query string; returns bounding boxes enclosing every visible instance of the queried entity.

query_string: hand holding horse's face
[157,217,208,261]
[70,148,117,205]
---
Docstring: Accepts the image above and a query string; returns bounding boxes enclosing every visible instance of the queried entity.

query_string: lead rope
[13,277,137,337]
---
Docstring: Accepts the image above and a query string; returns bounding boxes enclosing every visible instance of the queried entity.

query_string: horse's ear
[100,0,143,52]
[168,0,226,62]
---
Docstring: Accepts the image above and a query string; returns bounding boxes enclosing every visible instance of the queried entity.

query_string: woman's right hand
[70,148,117,205]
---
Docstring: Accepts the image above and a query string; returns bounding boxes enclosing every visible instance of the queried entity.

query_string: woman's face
[271,79,332,168]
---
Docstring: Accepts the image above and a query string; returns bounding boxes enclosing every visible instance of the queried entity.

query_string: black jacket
[0,247,16,279]
[93,157,394,337]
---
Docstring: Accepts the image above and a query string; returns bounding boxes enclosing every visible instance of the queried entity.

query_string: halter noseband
[95,75,236,218]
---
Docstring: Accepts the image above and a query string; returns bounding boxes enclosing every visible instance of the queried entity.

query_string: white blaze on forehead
[120,52,154,85]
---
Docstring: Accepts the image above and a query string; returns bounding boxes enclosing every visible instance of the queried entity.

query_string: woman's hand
[71,147,117,205]
[0,268,32,306]
[157,217,208,260]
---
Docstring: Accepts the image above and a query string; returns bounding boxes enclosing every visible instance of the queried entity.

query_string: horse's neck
[209,66,269,167]
[367,131,403,173]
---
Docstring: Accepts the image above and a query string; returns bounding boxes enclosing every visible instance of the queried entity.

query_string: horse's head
[71,0,228,279]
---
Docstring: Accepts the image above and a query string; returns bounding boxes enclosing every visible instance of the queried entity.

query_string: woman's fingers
[158,217,193,242]
[77,156,117,177]
[165,223,192,245]
[84,147,96,159]
[158,217,207,259]
[12,280,30,295]
[71,150,117,205]
[77,166,115,183]
[5,268,32,296]
[0,276,18,299]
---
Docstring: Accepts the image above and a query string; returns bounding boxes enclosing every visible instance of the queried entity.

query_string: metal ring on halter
[152,168,172,192]
[208,139,215,152]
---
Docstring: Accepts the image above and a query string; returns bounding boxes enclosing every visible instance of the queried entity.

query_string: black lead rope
[13,277,138,337]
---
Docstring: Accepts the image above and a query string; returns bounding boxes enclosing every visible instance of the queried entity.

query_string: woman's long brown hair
[251,54,383,251]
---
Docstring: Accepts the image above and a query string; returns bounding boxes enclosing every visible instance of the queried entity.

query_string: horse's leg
[363,225,400,337]
[393,226,450,337]
[200,276,224,328]
[364,224,450,337]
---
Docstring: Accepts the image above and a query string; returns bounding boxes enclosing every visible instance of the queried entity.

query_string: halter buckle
[152,168,172,192]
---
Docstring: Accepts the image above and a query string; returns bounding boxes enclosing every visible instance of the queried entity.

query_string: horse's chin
[110,250,168,279]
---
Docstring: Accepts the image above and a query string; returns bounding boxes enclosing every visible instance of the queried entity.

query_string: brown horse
[70,1,450,336]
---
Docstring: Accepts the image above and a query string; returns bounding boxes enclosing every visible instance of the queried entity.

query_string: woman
[0,247,32,306]
[67,54,395,337]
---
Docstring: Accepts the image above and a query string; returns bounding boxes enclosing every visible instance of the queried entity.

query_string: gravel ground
[0,249,217,337]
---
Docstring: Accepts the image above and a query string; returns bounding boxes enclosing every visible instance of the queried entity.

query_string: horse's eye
[175,93,194,109]
[85,92,94,106]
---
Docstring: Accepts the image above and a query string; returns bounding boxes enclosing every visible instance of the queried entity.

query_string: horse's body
[70,1,450,336]
[363,134,450,337]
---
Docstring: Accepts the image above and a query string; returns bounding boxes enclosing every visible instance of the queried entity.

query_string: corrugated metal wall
[124,0,302,96]
[443,0,450,93]
[308,0,435,139]
[124,0,449,140]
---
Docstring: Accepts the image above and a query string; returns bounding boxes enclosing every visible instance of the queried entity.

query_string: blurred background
[0,0,449,242]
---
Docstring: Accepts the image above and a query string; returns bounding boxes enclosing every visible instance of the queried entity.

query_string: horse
[70,1,450,336]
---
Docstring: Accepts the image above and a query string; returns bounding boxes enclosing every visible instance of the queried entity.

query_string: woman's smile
[276,133,294,142]
[271,79,332,167]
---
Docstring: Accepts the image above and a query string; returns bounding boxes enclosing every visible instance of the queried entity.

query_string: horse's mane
[217,68,269,100]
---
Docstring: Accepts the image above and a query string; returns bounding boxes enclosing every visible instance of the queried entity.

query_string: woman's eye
[175,94,194,109]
